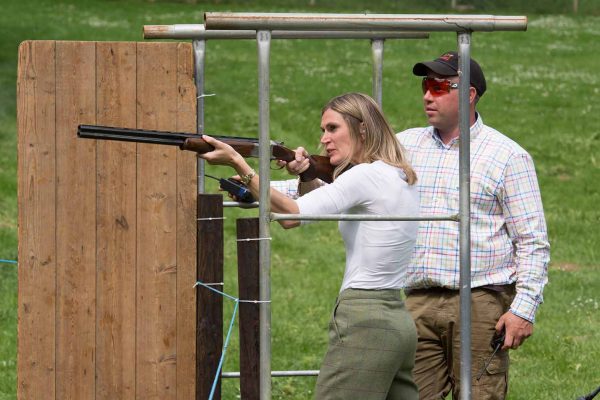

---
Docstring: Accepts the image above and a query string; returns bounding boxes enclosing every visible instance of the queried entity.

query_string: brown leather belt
[405,284,514,296]
[480,284,514,293]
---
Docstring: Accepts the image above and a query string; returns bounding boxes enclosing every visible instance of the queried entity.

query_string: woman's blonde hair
[322,92,417,184]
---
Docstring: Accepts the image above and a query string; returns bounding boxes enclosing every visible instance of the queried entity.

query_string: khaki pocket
[329,300,343,344]
[485,350,508,375]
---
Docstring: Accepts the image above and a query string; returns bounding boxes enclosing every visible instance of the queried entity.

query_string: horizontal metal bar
[223,201,259,208]
[222,370,320,378]
[204,12,527,32]
[221,206,459,222]
[144,24,429,40]
[270,213,459,222]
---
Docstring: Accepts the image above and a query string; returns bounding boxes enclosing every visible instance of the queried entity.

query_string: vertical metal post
[256,30,272,400]
[193,37,207,193]
[457,31,472,400]
[370,39,384,107]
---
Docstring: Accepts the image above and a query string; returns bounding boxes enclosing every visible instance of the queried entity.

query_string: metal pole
[222,370,320,378]
[204,13,528,32]
[257,30,272,400]
[457,31,472,400]
[371,39,384,107]
[193,37,207,193]
[270,213,458,222]
[144,25,430,40]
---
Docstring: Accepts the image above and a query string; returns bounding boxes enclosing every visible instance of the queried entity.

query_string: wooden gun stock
[271,144,333,184]
[182,137,334,184]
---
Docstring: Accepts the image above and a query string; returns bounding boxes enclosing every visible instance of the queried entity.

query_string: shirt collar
[429,113,484,149]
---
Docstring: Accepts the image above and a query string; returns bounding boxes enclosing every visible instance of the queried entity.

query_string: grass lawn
[1,0,599,399]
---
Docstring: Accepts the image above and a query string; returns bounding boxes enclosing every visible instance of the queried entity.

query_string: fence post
[237,217,261,400]
[196,194,224,400]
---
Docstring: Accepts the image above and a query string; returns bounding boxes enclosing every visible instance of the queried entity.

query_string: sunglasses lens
[422,78,451,96]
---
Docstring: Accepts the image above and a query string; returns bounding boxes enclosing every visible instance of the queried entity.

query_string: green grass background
[1,0,599,399]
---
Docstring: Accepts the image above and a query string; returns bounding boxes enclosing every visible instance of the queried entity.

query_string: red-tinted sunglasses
[421,77,459,96]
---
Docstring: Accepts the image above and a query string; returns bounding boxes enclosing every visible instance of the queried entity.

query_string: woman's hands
[198,135,301,227]
[276,146,311,176]
[198,135,245,168]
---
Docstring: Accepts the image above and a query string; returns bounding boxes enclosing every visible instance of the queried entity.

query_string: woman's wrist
[239,169,256,186]
[230,153,246,168]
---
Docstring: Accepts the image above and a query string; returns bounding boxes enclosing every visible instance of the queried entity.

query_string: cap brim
[413,61,457,77]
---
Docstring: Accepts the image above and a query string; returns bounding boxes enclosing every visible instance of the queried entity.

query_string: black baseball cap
[413,51,487,97]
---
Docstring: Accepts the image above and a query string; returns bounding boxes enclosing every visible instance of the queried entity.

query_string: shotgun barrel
[78,124,260,147]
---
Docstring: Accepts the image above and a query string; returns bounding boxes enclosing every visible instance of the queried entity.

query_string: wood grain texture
[175,42,198,400]
[95,41,137,399]
[136,42,178,400]
[17,40,57,400]
[55,40,97,400]
[18,41,197,400]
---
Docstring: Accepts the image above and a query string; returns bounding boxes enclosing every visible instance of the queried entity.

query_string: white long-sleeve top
[296,160,419,291]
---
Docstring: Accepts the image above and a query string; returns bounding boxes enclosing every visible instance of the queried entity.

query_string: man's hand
[495,311,533,350]
[276,147,310,176]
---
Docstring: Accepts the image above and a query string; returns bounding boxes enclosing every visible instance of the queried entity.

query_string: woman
[200,93,419,400]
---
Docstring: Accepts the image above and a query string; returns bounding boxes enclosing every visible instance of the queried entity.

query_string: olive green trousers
[314,288,419,400]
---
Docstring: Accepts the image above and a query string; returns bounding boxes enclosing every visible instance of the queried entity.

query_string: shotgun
[77,124,334,183]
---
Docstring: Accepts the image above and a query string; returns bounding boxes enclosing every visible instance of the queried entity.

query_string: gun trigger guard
[269,161,285,170]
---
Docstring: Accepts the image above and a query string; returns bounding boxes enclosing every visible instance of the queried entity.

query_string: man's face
[422,71,461,134]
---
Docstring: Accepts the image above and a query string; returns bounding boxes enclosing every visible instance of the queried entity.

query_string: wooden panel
[54,41,97,400]
[18,40,197,400]
[95,42,137,399]
[16,40,57,400]
[175,42,198,399]
[136,42,178,400]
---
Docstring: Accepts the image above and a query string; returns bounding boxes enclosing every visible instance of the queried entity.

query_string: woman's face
[320,108,358,166]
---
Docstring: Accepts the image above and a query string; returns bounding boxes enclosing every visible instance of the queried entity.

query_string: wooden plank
[95,42,137,399]
[237,218,261,400]
[196,194,224,400]
[54,41,97,400]
[136,42,178,400]
[16,40,57,400]
[175,42,198,399]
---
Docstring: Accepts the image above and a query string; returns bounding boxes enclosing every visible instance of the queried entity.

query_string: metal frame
[203,12,527,32]
[144,24,431,397]
[145,14,527,400]
[144,24,429,40]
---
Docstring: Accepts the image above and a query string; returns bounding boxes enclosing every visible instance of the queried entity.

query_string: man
[399,51,549,399]
[274,51,550,400]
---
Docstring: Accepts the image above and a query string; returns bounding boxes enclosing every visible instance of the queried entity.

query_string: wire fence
[194,279,270,400]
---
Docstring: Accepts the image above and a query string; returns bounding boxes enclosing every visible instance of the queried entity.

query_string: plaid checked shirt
[398,115,550,322]
[270,115,549,322]
[270,178,301,199]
